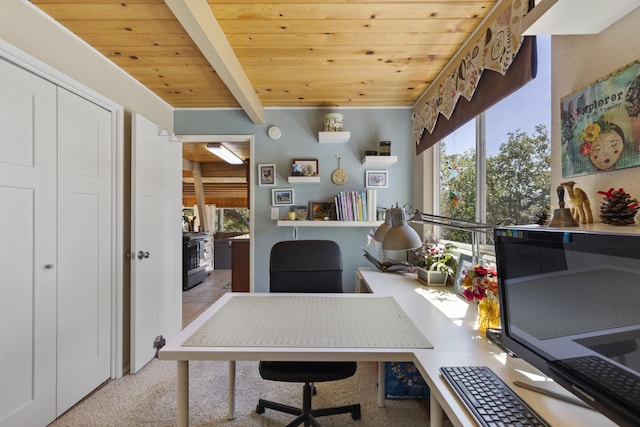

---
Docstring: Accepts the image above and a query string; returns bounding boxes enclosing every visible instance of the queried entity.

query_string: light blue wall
[175,108,414,292]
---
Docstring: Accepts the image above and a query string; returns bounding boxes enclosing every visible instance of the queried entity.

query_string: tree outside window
[215,208,250,233]
[436,36,551,245]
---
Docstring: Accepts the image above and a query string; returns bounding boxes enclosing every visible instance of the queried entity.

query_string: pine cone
[533,209,550,226]
[599,188,640,225]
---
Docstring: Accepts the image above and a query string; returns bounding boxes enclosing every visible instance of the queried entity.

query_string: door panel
[131,113,182,373]
[0,58,57,427]
[56,87,112,415]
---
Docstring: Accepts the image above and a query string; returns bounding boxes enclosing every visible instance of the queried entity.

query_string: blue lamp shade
[380,207,422,251]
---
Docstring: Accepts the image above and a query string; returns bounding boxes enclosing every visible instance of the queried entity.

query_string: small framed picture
[272,188,294,206]
[258,164,276,186]
[291,205,308,220]
[455,254,473,295]
[292,158,319,176]
[309,201,336,220]
[366,170,388,188]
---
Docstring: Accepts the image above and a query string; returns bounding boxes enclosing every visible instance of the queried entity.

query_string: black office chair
[256,240,362,427]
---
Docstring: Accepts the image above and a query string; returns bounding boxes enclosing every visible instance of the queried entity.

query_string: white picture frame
[272,188,294,206]
[365,170,388,188]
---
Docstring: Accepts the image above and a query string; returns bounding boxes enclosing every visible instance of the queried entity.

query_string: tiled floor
[182,269,231,328]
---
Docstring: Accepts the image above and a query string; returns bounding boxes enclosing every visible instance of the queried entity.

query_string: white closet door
[56,87,112,415]
[0,59,58,426]
[131,113,182,373]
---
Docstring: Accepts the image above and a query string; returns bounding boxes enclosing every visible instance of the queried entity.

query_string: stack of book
[334,190,377,221]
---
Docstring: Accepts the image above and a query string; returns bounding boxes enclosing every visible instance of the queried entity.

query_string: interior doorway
[178,134,255,327]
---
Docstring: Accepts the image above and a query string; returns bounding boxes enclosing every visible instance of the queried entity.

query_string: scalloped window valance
[413,0,536,155]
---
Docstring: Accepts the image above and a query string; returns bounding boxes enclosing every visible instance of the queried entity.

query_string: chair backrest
[269,240,343,293]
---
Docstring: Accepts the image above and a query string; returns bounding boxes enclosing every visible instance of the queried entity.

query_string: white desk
[160,268,616,427]
[355,267,617,427]
[160,292,432,427]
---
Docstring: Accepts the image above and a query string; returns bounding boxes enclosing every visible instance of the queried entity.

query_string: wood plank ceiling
[30,0,498,206]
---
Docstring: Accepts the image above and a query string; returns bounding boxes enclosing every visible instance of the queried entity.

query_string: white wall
[551,9,640,215]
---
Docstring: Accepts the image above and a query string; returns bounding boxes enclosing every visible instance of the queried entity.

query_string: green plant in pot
[410,242,458,286]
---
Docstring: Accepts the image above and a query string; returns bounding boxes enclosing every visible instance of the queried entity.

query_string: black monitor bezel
[494,226,640,427]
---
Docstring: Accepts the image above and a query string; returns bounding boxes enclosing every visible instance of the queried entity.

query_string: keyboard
[440,366,549,427]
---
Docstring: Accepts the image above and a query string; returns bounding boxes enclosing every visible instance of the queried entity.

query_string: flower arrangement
[409,242,458,277]
[462,264,501,330]
[460,264,498,302]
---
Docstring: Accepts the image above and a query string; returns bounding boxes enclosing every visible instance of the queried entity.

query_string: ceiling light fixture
[206,143,244,165]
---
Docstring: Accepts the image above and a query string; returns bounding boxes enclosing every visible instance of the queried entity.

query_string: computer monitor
[494,226,640,427]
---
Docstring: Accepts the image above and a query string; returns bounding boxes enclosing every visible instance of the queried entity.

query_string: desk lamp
[373,208,392,243]
[377,204,422,251]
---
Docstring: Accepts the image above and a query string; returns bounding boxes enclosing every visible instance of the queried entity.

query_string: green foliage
[439,125,551,243]
[486,125,550,226]
[218,208,250,232]
[439,142,477,243]
[409,242,458,277]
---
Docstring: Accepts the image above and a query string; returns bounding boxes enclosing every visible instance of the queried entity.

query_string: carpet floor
[49,359,449,426]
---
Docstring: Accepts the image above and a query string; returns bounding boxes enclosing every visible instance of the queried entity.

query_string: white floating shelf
[318,131,350,144]
[288,176,321,183]
[277,220,382,227]
[361,155,397,166]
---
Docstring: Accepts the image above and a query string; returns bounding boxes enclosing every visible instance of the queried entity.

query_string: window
[215,208,250,233]
[436,36,551,245]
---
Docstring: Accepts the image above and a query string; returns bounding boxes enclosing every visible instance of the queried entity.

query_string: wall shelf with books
[276,220,382,227]
[277,220,382,239]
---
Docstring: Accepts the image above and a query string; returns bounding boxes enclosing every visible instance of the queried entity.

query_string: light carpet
[50,359,449,426]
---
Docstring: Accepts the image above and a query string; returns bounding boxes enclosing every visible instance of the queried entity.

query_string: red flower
[579,141,592,156]
[461,264,498,302]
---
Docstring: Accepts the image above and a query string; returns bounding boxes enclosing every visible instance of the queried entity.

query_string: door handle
[137,251,150,260]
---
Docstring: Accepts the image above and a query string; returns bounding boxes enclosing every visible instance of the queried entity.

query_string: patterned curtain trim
[412,0,530,146]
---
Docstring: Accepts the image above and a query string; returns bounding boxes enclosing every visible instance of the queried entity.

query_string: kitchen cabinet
[230,234,250,292]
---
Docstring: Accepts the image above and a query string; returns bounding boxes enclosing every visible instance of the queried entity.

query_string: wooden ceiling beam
[164,0,265,124]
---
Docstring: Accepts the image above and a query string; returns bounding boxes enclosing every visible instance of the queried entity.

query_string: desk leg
[430,394,444,427]
[228,361,236,420]
[177,360,189,427]
[377,362,385,407]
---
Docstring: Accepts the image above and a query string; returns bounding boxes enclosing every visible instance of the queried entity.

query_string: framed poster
[292,158,318,176]
[271,188,294,206]
[561,58,640,177]
[258,164,276,186]
[309,201,336,220]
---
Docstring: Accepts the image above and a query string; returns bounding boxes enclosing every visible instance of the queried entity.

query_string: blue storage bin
[384,362,430,399]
